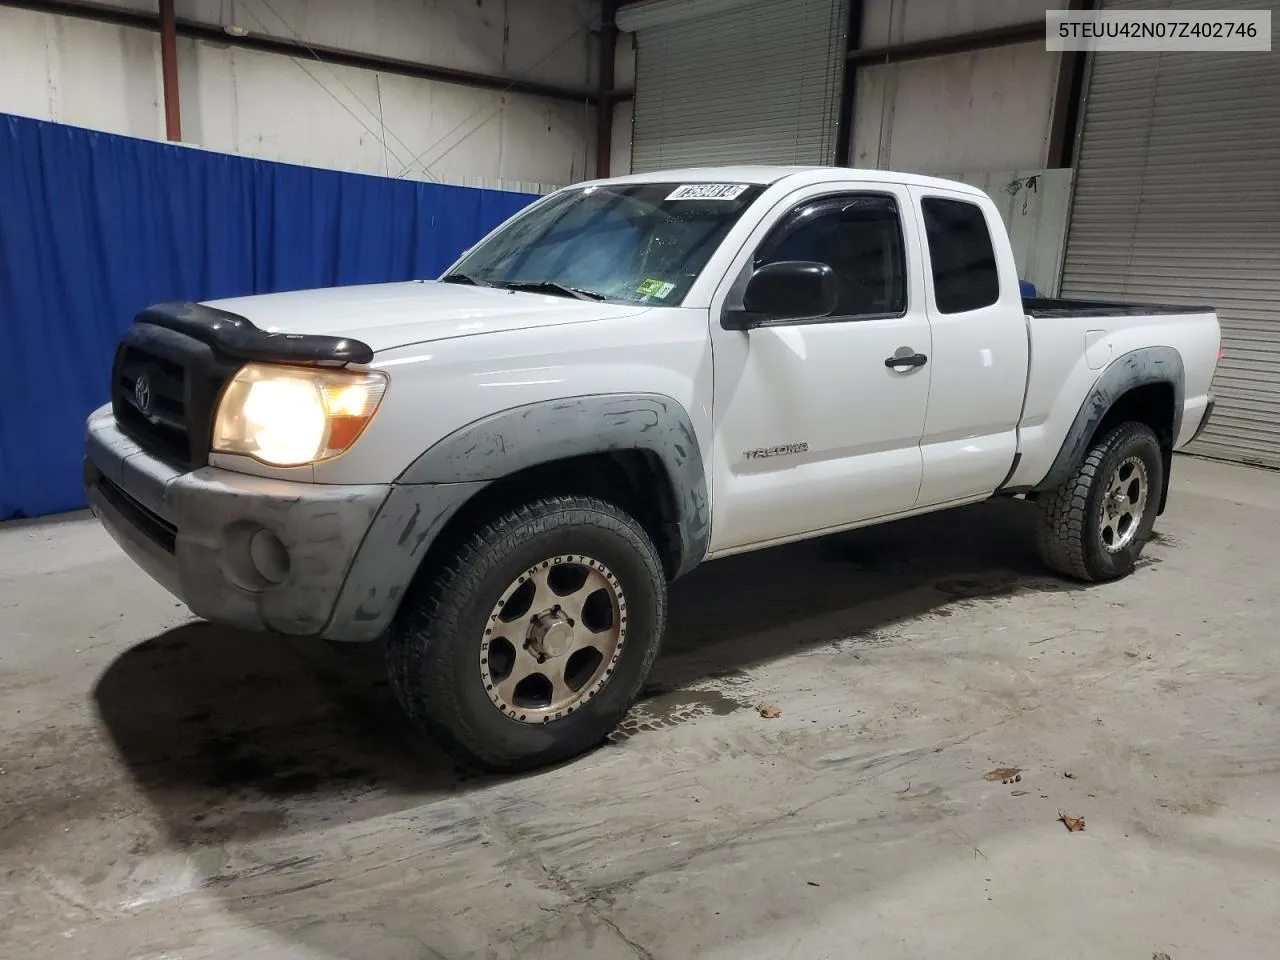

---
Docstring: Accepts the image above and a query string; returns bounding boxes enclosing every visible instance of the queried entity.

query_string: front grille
[116,346,190,463]
[110,322,239,468]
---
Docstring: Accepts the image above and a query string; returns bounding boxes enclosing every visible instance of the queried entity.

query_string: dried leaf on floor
[984,767,1021,782]
[756,703,782,719]
[1152,953,1172,960]
[1059,812,1086,832]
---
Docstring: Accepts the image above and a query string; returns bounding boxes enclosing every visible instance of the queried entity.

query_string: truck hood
[203,281,650,354]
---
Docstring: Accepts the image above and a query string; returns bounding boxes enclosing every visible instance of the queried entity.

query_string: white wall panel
[14,0,596,88]
[606,28,635,175]
[860,0,1055,46]
[0,2,593,193]
[610,99,634,177]
[197,0,595,90]
[177,38,592,191]
[852,41,1058,174]
[614,28,636,88]
[0,10,166,141]
[944,168,1074,296]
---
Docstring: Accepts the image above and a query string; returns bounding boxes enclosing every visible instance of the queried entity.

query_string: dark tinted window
[756,194,907,318]
[921,197,1000,314]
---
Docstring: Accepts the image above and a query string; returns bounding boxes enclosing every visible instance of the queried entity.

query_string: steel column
[158,0,181,141]
[1046,0,1096,168]
[596,0,618,178]
[833,0,862,166]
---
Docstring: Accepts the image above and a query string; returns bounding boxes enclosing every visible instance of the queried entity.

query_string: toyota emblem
[134,373,152,414]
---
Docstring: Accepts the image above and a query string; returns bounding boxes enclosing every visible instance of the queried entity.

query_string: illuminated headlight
[212,363,389,466]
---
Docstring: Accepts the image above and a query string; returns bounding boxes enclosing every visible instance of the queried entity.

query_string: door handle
[885,351,928,369]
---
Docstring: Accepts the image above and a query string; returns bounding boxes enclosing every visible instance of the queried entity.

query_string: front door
[707,184,933,553]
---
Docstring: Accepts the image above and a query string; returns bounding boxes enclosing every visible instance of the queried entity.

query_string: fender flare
[398,393,711,577]
[1032,346,1184,504]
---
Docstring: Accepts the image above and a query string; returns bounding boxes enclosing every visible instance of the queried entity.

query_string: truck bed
[1023,297,1213,319]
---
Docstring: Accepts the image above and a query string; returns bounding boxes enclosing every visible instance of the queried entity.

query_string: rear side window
[921,197,1000,314]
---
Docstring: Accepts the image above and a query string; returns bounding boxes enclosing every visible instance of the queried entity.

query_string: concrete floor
[2,455,1278,960]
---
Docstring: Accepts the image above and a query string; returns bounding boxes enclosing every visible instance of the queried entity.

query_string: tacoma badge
[743,443,808,460]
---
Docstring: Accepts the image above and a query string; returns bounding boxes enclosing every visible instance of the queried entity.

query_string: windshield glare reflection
[441,182,764,307]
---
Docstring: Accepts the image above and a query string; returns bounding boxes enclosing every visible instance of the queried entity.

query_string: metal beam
[848,20,1043,67]
[1,0,602,104]
[157,0,180,141]
[833,0,862,166]
[596,0,618,178]
[1046,0,1096,168]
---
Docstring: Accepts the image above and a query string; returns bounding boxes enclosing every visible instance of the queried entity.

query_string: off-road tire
[1034,421,1164,582]
[387,495,667,772]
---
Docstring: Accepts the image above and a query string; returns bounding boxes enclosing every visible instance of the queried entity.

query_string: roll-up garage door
[618,0,848,172]
[1059,0,1280,468]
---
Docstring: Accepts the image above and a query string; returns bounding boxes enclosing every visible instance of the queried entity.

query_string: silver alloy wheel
[480,555,626,723]
[1099,455,1149,552]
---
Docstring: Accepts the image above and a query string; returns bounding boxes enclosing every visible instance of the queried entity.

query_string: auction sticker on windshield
[637,278,676,299]
[666,183,749,201]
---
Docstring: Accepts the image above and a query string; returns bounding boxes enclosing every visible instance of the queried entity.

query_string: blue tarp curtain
[0,113,537,520]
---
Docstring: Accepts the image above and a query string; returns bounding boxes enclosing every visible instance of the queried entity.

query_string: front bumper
[84,405,482,641]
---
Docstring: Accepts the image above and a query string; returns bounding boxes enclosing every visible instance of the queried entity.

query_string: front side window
[755,194,907,319]
[920,197,1000,314]
[442,182,764,306]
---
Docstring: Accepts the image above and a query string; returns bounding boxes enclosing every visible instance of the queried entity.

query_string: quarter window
[920,197,1000,314]
[755,194,907,319]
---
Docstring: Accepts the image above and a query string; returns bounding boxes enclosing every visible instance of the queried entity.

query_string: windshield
[441,182,765,306]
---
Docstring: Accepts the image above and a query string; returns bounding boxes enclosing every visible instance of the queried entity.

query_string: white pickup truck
[84,166,1221,770]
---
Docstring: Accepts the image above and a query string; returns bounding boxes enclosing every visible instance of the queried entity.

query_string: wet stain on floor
[933,573,1082,600]
[933,576,1021,599]
[611,688,750,741]
[831,629,905,651]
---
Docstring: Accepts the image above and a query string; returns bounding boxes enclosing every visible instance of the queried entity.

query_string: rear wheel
[387,495,667,771]
[1034,421,1164,582]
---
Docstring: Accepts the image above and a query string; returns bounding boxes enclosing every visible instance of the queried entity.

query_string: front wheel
[387,495,667,771]
[1034,421,1165,582]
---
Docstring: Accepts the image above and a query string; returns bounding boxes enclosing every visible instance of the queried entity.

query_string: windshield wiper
[494,280,607,302]
[440,272,491,286]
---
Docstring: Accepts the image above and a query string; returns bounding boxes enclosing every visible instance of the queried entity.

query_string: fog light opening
[222,521,292,592]
[249,528,291,585]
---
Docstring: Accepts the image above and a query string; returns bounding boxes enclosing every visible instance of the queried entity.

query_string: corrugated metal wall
[624,0,847,171]
[1060,0,1280,468]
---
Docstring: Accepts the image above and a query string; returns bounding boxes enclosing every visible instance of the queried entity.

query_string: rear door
[908,188,1030,506]
[707,182,933,553]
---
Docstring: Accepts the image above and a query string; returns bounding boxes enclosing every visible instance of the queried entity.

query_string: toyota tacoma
[84,166,1222,770]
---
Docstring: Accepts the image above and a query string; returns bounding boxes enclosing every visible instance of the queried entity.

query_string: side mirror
[723,260,839,330]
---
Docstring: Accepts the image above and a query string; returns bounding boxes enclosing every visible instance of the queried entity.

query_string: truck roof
[583,165,986,197]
